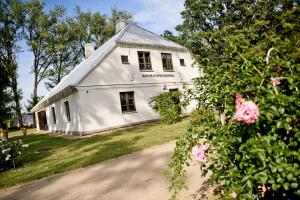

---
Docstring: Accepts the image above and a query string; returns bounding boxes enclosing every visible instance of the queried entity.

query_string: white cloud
[133,0,184,34]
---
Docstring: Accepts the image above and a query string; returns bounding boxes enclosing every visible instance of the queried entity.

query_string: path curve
[0,141,216,200]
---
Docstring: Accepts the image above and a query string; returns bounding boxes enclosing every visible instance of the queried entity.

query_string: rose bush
[167,1,300,200]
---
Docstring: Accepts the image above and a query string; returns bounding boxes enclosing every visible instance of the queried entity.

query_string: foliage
[161,30,187,47]
[74,6,133,58]
[24,0,65,108]
[150,91,186,124]
[44,7,133,89]
[169,0,300,199]
[43,16,82,89]
[0,0,25,127]
[0,139,27,171]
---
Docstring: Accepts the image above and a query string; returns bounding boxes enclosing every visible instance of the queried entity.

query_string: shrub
[150,91,185,124]
[0,139,27,171]
[168,1,300,199]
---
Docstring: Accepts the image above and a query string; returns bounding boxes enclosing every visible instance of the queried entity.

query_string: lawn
[0,119,189,188]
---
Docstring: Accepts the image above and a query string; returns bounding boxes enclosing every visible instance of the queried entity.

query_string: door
[38,111,48,131]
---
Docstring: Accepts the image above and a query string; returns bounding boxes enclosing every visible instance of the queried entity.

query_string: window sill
[163,70,175,72]
[122,62,130,64]
[140,70,154,72]
[180,65,186,67]
[122,111,137,115]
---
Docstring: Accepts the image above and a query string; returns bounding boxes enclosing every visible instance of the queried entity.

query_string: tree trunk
[32,72,38,127]
[12,75,23,128]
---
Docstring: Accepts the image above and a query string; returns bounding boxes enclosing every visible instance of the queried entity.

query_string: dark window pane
[64,101,71,121]
[51,107,56,124]
[180,59,185,66]
[138,51,152,70]
[129,105,136,111]
[119,91,136,113]
[121,55,129,64]
[161,53,173,71]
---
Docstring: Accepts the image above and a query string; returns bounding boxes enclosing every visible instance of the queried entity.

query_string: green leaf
[283,182,289,190]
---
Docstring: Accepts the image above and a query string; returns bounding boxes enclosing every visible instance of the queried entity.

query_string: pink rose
[234,101,260,124]
[271,77,281,86]
[230,191,237,198]
[200,143,209,151]
[192,144,209,164]
[235,95,244,108]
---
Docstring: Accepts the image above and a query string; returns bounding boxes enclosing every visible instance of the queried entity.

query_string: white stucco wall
[78,46,199,86]
[36,91,81,133]
[78,83,196,133]
[36,46,200,134]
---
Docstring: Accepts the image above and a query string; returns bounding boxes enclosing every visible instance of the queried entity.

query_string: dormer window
[138,51,152,71]
[121,55,129,64]
[180,59,185,66]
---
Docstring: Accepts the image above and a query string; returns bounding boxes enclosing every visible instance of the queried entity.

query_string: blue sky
[18,0,184,109]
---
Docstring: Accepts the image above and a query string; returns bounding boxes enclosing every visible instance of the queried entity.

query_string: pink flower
[200,143,209,151]
[192,144,209,164]
[235,95,244,108]
[234,101,260,124]
[230,191,237,198]
[271,77,281,86]
[258,185,267,193]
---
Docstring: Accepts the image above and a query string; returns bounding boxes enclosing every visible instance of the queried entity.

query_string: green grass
[0,119,189,188]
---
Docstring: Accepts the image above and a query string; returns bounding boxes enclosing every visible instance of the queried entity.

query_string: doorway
[38,111,48,131]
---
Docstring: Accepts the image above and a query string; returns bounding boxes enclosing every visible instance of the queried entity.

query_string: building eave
[31,86,76,112]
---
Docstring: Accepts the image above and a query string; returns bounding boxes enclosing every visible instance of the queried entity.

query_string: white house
[31,20,199,135]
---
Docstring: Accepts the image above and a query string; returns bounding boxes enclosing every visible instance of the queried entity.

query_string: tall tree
[0,0,25,128]
[24,0,64,126]
[24,0,64,119]
[74,7,133,58]
[44,17,82,89]
[0,65,13,129]
[161,30,186,46]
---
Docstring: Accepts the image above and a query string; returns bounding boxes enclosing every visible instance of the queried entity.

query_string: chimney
[116,17,127,33]
[84,43,95,58]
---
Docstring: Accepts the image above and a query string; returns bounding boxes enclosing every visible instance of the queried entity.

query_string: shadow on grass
[0,140,173,200]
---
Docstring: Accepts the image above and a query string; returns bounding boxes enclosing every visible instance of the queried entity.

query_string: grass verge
[0,118,189,188]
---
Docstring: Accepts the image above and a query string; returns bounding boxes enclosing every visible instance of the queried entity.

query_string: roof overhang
[117,42,188,52]
[31,86,76,112]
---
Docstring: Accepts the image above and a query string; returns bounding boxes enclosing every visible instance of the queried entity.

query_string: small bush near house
[150,91,186,124]
[0,139,27,171]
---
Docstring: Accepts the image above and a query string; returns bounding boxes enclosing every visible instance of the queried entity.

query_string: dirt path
[0,141,216,200]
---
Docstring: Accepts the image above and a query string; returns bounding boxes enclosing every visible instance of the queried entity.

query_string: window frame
[180,58,186,66]
[121,55,129,64]
[64,101,71,121]
[51,106,56,124]
[161,53,174,71]
[119,91,136,113]
[137,51,152,71]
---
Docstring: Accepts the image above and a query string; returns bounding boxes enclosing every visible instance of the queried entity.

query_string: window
[119,92,136,113]
[161,53,173,71]
[64,101,71,121]
[51,107,56,124]
[180,59,185,66]
[121,55,129,64]
[138,51,152,70]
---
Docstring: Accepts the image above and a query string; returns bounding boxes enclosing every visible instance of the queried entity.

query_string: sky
[18,0,185,109]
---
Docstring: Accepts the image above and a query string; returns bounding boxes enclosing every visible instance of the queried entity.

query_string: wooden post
[1,128,8,140]
[21,127,27,136]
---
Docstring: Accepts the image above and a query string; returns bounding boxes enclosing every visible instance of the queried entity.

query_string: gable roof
[31,22,188,112]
